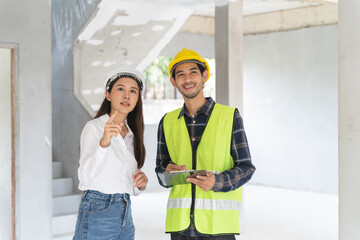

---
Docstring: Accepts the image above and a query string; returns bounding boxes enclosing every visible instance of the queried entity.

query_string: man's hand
[165,163,187,172]
[186,171,215,192]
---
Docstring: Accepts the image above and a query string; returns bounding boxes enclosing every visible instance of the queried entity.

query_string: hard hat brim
[169,58,210,82]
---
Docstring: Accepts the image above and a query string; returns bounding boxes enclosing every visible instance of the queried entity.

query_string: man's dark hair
[173,63,206,80]
[197,63,206,75]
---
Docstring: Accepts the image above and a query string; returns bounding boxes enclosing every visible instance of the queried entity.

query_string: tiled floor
[131,185,338,240]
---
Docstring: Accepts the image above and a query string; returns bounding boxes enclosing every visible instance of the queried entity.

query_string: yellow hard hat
[168,48,210,82]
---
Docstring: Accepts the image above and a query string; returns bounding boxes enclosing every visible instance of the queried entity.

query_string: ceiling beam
[179,4,337,36]
[243,4,338,35]
[301,0,337,5]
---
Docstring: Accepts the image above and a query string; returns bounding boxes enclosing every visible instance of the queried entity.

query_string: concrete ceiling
[75,0,338,116]
[180,0,338,36]
[97,0,338,16]
[197,0,337,16]
[74,0,193,115]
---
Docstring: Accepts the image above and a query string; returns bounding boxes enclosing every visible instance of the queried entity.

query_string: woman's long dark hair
[95,77,146,168]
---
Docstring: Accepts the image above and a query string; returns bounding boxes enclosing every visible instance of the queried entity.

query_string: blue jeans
[73,190,135,240]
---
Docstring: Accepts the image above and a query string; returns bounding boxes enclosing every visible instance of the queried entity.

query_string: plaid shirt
[155,97,255,236]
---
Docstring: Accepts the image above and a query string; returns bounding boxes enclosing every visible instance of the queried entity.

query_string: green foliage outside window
[144,56,176,99]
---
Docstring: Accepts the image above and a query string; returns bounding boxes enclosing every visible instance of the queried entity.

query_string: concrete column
[215,1,245,233]
[339,1,360,239]
[0,0,52,239]
[215,0,243,114]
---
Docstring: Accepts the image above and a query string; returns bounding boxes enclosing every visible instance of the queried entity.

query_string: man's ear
[202,70,208,83]
[105,91,111,101]
[170,77,177,88]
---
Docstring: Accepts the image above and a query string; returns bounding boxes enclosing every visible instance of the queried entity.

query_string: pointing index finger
[108,110,118,123]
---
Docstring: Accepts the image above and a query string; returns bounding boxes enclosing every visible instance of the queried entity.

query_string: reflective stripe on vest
[163,103,242,235]
[168,198,241,211]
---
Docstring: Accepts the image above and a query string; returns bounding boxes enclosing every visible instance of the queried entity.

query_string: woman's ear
[105,91,111,101]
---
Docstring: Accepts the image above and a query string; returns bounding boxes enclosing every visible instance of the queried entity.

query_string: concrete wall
[339,1,360,239]
[0,48,12,240]
[52,0,97,192]
[161,32,215,58]
[142,124,168,191]
[0,0,52,239]
[243,25,338,193]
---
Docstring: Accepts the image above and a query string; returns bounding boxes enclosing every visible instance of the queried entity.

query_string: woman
[73,68,148,240]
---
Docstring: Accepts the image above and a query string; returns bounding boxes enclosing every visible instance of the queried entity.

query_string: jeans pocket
[89,199,112,213]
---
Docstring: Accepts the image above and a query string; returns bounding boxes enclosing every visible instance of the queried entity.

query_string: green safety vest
[163,103,242,235]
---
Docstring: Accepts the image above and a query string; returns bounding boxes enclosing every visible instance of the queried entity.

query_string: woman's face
[106,77,140,115]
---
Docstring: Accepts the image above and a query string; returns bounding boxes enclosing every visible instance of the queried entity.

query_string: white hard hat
[105,67,145,92]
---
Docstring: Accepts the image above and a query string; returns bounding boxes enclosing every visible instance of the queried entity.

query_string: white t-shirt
[78,114,141,195]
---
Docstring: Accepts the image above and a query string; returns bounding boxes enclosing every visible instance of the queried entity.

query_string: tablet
[158,170,208,186]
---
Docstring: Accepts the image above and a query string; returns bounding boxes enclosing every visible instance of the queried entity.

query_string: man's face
[170,62,208,99]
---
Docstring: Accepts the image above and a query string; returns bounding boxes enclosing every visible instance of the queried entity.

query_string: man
[155,48,255,240]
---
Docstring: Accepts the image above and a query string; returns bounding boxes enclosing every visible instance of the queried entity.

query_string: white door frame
[0,43,19,240]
